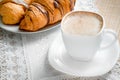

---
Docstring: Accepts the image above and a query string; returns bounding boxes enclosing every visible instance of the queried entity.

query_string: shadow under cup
[61,11,104,61]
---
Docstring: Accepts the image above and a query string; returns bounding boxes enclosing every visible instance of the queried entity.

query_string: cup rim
[61,11,105,37]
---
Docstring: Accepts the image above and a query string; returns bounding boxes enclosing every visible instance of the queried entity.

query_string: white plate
[0,17,60,34]
[48,34,120,77]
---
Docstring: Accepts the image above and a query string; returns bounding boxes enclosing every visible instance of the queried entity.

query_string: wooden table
[95,0,120,42]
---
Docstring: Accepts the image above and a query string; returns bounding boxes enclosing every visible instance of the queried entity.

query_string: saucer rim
[48,35,120,77]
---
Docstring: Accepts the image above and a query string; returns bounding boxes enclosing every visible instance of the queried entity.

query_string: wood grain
[95,0,120,41]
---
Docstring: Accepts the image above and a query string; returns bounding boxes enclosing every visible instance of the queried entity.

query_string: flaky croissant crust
[0,2,25,24]
[0,0,76,31]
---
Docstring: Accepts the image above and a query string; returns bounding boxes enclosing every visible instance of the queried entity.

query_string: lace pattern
[0,29,29,80]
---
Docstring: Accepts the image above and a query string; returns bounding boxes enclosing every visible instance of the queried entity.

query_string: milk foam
[62,12,103,35]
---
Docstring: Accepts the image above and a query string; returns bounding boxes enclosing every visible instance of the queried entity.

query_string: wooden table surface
[95,0,120,42]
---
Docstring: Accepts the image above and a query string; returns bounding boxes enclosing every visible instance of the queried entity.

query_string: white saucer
[48,34,120,77]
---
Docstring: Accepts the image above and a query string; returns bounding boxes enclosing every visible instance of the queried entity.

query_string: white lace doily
[0,30,30,80]
[0,0,120,80]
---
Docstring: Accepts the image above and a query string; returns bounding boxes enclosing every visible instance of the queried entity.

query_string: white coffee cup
[61,11,117,61]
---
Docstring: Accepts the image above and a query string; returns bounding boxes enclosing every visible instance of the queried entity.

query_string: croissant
[0,2,25,24]
[0,0,76,31]
[33,0,62,24]
[0,0,34,24]
[20,3,48,31]
[20,0,76,31]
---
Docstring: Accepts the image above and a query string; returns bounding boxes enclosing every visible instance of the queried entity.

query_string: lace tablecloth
[0,0,120,80]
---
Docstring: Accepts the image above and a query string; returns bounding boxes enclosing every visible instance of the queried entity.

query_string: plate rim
[0,17,60,34]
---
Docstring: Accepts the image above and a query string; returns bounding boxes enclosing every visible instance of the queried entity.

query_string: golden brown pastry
[33,0,57,24]
[0,0,34,25]
[32,0,76,24]
[20,2,48,31]
[34,0,55,11]
[0,0,76,31]
[20,0,76,31]
[24,0,34,4]
[0,2,25,24]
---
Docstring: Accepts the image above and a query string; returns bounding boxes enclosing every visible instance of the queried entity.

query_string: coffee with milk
[61,12,103,36]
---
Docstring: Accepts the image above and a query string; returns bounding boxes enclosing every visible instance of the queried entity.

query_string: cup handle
[100,29,117,49]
